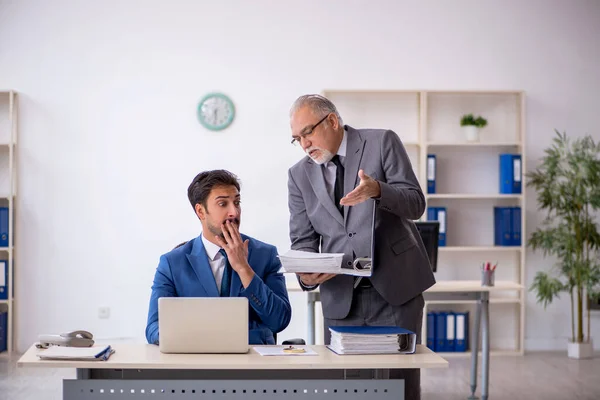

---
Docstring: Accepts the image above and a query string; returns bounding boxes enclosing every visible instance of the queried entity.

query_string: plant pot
[463,126,480,142]
[567,338,594,359]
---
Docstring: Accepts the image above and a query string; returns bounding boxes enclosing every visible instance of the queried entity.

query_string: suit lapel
[343,127,366,222]
[305,160,344,226]
[186,237,219,297]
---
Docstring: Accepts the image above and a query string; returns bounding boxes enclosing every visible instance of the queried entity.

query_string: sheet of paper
[280,250,345,259]
[278,250,372,277]
[253,345,318,356]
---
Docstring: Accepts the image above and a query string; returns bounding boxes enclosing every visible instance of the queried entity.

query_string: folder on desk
[37,345,115,361]
[499,154,522,194]
[427,207,447,246]
[427,154,436,194]
[327,326,417,355]
[0,260,7,300]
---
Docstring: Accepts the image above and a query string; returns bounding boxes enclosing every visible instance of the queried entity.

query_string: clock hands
[212,107,218,124]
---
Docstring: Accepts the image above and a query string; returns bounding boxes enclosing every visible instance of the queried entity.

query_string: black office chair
[172,241,306,346]
[278,334,305,346]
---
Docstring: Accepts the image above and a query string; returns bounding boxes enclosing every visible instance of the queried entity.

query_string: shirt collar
[325,129,347,167]
[337,129,347,158]
[201,234,222,261]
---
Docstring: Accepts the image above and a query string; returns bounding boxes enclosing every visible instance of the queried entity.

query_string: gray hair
[290,94,344,126]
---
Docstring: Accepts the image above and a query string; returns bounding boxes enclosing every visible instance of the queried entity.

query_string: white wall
[1,0,599,353]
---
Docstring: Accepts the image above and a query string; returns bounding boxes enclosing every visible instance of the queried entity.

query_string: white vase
[567,338,594,359]
[463,126,480,142]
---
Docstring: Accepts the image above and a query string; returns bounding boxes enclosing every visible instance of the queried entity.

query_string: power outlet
[98,307,110,319]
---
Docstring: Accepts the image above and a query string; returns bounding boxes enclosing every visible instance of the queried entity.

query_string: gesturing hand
[214,220,251,274]
[339,169,381,206]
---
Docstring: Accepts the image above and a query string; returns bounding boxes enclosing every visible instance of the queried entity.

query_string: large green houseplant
[527,131,600,359]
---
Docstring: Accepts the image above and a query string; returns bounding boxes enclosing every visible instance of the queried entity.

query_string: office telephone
[37,330,95,348]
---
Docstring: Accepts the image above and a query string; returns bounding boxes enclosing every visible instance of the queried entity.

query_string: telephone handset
[38,330,95,348]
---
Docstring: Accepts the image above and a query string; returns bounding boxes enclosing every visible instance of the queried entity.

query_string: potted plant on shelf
[460,114,488,142]
[527,131,600,359]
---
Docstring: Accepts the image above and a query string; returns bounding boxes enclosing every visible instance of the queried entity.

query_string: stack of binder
[328,326,417,355]
[426,311,469,352]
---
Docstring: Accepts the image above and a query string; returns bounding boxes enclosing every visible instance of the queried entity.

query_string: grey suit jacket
[287,125,436,320]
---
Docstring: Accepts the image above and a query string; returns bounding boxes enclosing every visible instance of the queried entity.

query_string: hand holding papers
[278,250,372,277]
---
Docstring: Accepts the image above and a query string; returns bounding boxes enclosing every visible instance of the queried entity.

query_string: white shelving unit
[0,91,17,355]
[322,89,526,356]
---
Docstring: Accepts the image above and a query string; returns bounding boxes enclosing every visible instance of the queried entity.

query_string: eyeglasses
[290,114,329,146]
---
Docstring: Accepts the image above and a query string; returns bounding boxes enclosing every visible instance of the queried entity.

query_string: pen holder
[481,269,495,287]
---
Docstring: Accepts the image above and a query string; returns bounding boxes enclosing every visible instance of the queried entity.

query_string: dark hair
[187,170,241,210]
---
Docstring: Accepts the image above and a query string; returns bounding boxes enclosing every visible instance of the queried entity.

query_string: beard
[305,146,334,165]
[207,217,240,240]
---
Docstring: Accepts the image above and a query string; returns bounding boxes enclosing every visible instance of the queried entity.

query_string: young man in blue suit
[145,170,292,345]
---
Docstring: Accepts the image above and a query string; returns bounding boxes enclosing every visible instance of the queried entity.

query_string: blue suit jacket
[145,234,292,345]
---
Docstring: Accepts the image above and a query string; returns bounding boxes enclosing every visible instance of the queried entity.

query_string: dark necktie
[218,249,231,297]
[331,155,344,214]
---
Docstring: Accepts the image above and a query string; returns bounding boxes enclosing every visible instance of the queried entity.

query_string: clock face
[197,93,235,131]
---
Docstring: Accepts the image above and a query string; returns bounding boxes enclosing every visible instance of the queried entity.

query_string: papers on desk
[278,250,372,277]
[253,345,318,356]
[327,326,416,355]
[36,345,115,361]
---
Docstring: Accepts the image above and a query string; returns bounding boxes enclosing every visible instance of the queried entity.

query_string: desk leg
[481,292,490,400]
[469,298,482,400]
[307,291,317,345]
[76,368,90,380]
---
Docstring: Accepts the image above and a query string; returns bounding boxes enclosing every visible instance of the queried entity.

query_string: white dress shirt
[201,234,227,294]
[322,129,348,200]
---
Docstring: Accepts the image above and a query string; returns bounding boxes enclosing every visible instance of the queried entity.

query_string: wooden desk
[18,343,447,400]
[287,280,523,400]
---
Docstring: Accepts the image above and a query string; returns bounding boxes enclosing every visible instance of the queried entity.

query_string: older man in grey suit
[287,94,436,400]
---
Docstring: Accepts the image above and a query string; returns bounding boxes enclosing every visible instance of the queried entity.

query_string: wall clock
[197,92,235,131]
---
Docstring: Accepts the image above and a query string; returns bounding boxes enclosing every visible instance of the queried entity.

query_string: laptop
[158,297,249,354]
